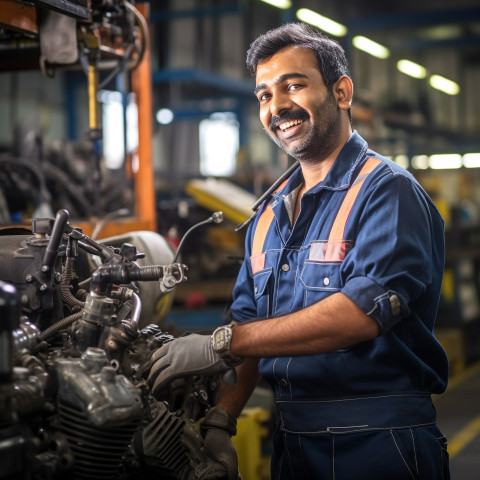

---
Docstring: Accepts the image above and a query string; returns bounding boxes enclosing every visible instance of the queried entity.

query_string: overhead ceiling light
[464,153,480,168]
[411,155,429,170]
[429,154,462,169]
[394,155,409,169]
[260,0,292,9]
[296,8,347,37]
[429,75,460,95]
[397,59,427,79]
[352,36,390,59]
[420,25,462,41]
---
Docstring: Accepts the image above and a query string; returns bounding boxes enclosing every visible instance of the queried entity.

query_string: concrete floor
[434,361,480,480]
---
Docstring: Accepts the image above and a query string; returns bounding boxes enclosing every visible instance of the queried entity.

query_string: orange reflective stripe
[327,157,381,243]
[252,204,275,257]
[250,157,381,273]
[251,179,288,257]
[250,252,266,274]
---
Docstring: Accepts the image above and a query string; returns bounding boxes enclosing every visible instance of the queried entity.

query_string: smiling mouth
[278,119,304,132]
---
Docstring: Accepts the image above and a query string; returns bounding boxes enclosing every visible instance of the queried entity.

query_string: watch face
[213,327,228,351]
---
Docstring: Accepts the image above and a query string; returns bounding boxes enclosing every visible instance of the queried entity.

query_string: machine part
[42,209,69,270]
[136,400,235,480]
[0,281,19,381]
[54,348,143,427]
[173,211,223,263]
[57,400,138,480]
[12,321,42,354]
[89,261,187,295]
[0,210,226,479]
[39,9,78,67]
[0,0,151,224]
[137,401,190,473]
[93,230,178,328]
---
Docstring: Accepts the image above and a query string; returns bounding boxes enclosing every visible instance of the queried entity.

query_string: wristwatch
[211,325,244,366]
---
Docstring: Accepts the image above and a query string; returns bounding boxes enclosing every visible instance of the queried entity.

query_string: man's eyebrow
[253,72,309,96]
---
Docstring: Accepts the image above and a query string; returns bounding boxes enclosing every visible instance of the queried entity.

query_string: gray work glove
[201,407,239,480]
[147,334,236,396]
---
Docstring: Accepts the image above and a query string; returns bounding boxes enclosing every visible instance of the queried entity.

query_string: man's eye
[288,84,301,91]
[258,93,270,102]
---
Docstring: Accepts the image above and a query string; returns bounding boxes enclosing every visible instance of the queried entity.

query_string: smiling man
[148,23,451,480]
[254,47,345,169]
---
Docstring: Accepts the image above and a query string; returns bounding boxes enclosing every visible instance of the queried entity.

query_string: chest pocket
[300,239,352,304]
[300,261,342,306]
[253,268,273,317]
[250,157,381,308]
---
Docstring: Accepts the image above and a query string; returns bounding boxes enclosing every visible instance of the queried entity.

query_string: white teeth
[279,119,303,131]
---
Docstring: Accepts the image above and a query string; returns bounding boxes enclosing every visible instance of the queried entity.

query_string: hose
[61,257,85,312]
[40,312,83,341]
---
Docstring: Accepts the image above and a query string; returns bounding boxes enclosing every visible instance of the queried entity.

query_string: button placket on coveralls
[270,189,318,394]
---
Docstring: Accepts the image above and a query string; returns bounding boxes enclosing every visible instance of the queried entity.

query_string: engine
[0,209,228,480]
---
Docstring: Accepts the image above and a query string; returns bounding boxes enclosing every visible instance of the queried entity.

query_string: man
[148,23,450,480]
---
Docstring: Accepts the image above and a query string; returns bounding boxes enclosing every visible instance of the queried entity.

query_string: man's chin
[268,131,313,160]
[275,137,305,156]
[283,142,311,160]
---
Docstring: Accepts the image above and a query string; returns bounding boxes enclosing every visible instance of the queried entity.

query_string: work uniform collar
[276,130,369,199]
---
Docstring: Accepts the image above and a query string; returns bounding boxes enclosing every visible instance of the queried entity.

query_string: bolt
[41,265,50,273]
[40,284,48,291]
[163,276,176,288]
[25,275,33,283]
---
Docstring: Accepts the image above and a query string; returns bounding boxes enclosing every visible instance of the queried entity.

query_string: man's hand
[201,406,240,480]
[147,334,234,395]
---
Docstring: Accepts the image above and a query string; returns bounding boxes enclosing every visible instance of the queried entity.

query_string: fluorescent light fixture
[411,155,429,170]
[464,153,480,168]
[429,75,460,95]
[260,0,291,9]
[156,108,174,125]
[394,155,409,169]
[429,154,462,169]
[296,8,347,37]
[352,36,390,59]
[397,59,427,79]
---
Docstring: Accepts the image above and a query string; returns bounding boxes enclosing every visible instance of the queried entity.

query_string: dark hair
[246,22,351,90]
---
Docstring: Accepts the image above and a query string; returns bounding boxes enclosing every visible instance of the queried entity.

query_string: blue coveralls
[230,132,450,479]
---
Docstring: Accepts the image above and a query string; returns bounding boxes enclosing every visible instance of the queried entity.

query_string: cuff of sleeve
[342,276,409,332]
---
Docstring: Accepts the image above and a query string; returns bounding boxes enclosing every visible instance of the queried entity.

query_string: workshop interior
[1,0,480,479]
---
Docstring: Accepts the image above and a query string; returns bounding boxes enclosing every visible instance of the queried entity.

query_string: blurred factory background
[1,0,480,478]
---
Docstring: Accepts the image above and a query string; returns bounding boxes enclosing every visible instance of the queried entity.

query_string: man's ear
[333,76,353,111]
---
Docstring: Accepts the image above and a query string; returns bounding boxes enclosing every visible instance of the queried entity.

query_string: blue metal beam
[390,35,480,52]
[152,69,254,97]
[346,6,480,33]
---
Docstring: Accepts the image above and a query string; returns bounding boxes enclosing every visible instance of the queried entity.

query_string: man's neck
[300,127,352,191]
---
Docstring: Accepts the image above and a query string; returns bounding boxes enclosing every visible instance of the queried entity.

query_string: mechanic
[148,23,451,480]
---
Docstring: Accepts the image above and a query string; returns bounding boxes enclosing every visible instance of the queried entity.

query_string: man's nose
[270,92,292,117]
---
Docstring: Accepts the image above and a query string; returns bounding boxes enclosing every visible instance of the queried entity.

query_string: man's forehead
[255,46,320,88]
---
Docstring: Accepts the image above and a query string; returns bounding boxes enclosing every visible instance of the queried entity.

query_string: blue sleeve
[341,171,445,333]
[229,219,258,324]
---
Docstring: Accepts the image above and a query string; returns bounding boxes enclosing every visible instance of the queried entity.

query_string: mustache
[269,109,309,130]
